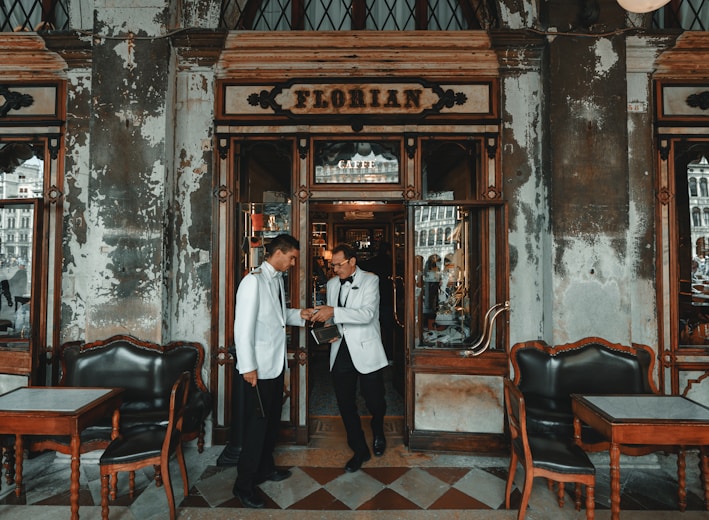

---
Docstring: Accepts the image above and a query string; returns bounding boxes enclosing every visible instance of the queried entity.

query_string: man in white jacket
[233,234,310,508]
[310,243,389,472]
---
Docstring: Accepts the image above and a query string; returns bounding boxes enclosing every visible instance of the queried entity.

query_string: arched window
[701,178,708,197]
[420,230,427,246]
[703,208,709,227]
[693,206,701,227]
[690,177,698,196]
[444,227,452,244]
[436,227,443,245]
[427,228,435,246]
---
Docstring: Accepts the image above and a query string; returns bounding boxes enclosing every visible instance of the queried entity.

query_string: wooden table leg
[70,433,80,520]
[610,441,621,520]
[678,447,687,512]
[13,434,22,498]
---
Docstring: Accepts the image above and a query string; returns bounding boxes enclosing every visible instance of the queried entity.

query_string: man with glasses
[310,244,389,472]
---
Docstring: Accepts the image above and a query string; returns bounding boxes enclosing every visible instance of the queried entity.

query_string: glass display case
[240,200,291,274]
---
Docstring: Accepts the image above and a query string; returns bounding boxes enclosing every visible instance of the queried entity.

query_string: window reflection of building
[415,193,472,346]
[0,157,41,267]
[0,144,42,337]
[688,157,709,307]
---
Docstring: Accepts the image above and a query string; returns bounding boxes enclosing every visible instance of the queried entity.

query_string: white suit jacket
[327,266,388,374]
[234,261,304,379]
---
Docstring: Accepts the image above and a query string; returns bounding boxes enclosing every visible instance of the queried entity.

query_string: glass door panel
[412,201,506,351]
[676,142,709,348]
[0,141,45,381]
[421,140,480,200]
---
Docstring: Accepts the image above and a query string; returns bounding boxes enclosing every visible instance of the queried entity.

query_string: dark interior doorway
[307,203,406,419]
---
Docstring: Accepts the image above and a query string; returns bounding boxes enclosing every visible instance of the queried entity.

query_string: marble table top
[0,387,113,413]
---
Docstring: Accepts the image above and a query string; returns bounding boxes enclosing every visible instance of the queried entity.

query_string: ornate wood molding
[217,32,498,81]
[214,185,232,203]
[0,86,33,117]
[687,91,709,111]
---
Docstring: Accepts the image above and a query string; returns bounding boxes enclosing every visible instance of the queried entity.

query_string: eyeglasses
[332,259,351,269]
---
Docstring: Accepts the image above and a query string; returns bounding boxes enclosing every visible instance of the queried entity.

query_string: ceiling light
[617,0,670,13]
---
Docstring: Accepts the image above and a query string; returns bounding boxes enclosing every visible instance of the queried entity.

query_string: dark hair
[332,243,357,261]
[265,234,300,257]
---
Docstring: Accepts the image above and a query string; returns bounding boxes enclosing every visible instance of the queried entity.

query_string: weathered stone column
[491,30,549,344]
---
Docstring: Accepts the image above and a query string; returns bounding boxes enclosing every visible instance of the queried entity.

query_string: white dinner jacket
[234,262,304,379]
[327,266,388,374]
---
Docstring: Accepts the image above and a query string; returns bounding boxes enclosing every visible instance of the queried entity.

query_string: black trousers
[234,370,284,493]
[331,339,387,455]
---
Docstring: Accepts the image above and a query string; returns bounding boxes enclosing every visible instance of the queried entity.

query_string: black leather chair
[504,378,595,520]
[99,371,190,520]
[510,338,657,450]
[30,335,211,463]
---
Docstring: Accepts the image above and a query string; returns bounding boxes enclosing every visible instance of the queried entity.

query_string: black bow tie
[340,276,354,285]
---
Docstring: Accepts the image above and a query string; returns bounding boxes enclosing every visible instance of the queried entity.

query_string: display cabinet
[335,224,386,262]
[240,200,291,274]
[311,222,327,259]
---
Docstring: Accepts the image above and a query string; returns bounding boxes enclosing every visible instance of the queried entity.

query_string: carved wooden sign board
[220,79,495,123]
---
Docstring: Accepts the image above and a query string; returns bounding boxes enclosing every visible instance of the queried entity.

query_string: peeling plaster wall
[498,0,539,29]
[626,36,668,348]
[83,2,173,342]
[498,42,550,345]
[169,68,214,344]
[61,60,93,343]
[496,0,659,348]
[548,35,632,343]
[61,2,216,346]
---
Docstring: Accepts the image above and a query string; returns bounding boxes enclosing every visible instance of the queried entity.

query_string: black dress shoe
[255,468,292,485]
[234,488,265,509]
[345,450,371,472]
[373,435,386,457]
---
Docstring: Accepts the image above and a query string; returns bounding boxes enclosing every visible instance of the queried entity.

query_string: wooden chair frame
[504,378,595,520]
[99,371,191,520]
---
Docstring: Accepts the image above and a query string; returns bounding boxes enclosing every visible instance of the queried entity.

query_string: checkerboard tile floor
[1,421,708,519]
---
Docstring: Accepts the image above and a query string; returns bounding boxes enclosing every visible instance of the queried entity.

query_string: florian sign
[222,80,494,121]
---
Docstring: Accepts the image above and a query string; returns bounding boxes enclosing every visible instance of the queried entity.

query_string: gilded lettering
[384,89,401,108]
[337,160,378,170]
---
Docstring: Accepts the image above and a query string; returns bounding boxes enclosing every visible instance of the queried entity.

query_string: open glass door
[391,216,406,396]
[406,199,508,452]
[0,141,47,390]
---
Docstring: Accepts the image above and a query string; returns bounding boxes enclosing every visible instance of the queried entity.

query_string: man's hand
[301,308,316,320]
[243,370,258,387]
[311,305,334,322]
